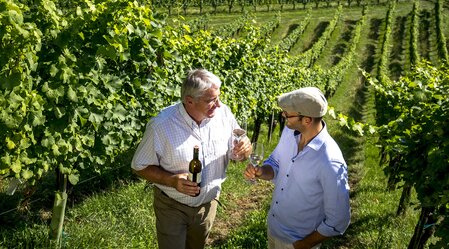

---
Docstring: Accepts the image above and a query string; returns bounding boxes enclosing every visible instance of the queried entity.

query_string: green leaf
[50,64,59,77]
[52,144,60,156]
[1,154,11,170]
[68,174,79,185]
[76,6,83,16]
[352,123,364,136]
[21,169,33,179]
[32,111,46,126]
[55,106,66,118]
[8,10,24,25]
[97,45,117,60]
[11,159,21,173]
[338,114,348,127]
[89,112,103,130]
[112,104,126,121]
[5,137,16,150]
[184,34,193,43]
[67,86,78,102]
[327,107,336,119]
[182,24,191,33]
[368,125,376,134]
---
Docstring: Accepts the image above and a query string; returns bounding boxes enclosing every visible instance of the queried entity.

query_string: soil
[206,181,274,246]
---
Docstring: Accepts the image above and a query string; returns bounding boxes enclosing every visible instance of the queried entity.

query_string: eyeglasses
[282,111,303,119]
[200,96,220,105]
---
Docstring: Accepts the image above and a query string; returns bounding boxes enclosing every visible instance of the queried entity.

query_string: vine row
[296,4,342,68]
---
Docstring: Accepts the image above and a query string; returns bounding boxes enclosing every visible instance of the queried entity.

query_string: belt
[160,190,170,198]
[157,188,224,209]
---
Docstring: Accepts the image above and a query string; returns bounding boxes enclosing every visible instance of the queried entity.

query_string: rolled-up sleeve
[316,160,350,237]
[131,120,160,171]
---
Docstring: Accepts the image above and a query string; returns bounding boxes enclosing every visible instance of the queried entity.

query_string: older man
[132,69,252,249]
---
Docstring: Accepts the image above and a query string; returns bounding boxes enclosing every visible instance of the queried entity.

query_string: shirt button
[281,188,284,191]
[276,201,278,204]
[287,174,289,177]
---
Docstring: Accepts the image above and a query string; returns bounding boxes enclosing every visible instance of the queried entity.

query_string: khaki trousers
[153,187,218,249]
[268,232,321,249]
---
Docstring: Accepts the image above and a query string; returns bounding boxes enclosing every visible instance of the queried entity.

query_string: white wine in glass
[231,124,247,161]
[249,142,264,183]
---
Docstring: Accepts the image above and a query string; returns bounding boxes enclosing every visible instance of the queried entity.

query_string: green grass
[62,182,158,248]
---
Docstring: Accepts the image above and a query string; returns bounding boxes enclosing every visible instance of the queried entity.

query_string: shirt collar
[294,121,328,151]
[177,102,211,128]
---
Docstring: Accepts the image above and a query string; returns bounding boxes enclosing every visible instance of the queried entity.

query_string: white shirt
[265,124,350,243]
[131,102,239,207]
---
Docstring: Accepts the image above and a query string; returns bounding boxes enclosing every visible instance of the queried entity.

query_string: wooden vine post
[408,207,437,249]
[49,169,68,248]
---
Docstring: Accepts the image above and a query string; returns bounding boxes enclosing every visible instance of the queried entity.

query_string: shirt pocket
[209,133,230,159]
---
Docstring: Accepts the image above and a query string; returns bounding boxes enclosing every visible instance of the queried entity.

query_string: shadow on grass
[323,212,398,249]
[209,208,268,249]
[418,10,431,62]
[303,21,330,51]
[285,23,300,39]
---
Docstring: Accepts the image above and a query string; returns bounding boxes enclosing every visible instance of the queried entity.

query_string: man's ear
[304,116,313,125]
[185,96,195,106]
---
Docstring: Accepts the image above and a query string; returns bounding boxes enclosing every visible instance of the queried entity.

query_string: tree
[301,0,309,9]
[211,0,220,14]
[227,0,235,13]
[198,0,204,14]
[252,0,258,11]
[279,0,285,11]
[238,0,246,12]
[182,0,190,15]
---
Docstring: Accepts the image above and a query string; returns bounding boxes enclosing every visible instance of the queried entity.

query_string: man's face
[191,86,221,121]
[282,111,305,131]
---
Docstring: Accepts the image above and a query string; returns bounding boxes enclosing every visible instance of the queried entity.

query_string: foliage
[296,4,342,68]
[376,0,395,84]
[2,1,447,248]
[369,62,449,247]
[0,0,337,186]
[1,0,173,184]
[434,0,448,64]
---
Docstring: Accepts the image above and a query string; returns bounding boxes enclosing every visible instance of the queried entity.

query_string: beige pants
[268,232,321,249]
[153,188,218,249]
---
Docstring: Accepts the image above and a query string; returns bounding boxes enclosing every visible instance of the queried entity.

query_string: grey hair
[181,69,222,102]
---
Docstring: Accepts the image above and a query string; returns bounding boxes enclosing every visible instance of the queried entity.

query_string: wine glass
[231,121,247,161]
[249,142,264,183]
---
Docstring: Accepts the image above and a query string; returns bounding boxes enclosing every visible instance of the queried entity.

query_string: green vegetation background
[2,1,448,248]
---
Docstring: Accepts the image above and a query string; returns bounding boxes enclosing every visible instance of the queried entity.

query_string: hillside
[1,1,448,248]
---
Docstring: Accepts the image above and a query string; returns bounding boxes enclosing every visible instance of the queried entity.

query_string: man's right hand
[172,173,200,197]
[243,163,262,181]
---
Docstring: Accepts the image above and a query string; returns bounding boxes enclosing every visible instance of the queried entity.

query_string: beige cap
[278,87,328,118]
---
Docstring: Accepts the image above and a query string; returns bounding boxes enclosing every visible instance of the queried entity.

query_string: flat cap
[278,87,328,118]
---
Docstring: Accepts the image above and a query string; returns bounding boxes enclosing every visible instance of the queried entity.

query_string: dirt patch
[207,181,274,246]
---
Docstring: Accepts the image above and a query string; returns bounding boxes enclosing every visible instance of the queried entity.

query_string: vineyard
[1,0,449,248]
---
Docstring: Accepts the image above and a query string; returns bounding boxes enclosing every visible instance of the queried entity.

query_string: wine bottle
[188,145,202,196]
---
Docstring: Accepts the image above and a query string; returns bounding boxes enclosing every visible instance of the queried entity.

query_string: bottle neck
[193,148,199,159]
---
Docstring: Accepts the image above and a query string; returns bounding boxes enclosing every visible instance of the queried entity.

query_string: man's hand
[233,136,252,161]
[171,173,200,197]
[243,163,263,180]
[292,231,328,249]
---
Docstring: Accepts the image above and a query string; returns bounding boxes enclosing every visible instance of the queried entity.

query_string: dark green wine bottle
[188,145,202,196]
